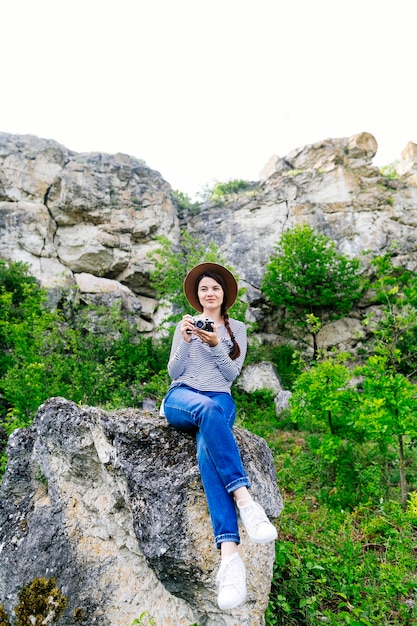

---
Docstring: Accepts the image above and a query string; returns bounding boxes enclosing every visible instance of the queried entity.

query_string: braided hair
[194,271,241,360]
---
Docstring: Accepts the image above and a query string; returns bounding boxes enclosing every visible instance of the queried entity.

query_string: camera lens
[195,320,204,329]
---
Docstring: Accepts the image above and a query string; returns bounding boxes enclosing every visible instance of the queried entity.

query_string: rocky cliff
[0,397,283,626]
[1,130,417,347]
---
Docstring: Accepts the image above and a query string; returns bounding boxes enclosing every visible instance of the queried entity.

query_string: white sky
[2,0,416,198]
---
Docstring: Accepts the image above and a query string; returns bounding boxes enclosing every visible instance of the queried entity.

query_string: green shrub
[266,452,417,625]
[172,190,200,215]
[262,224,363,359]
[380,163,399,180]
[233,388,280,444]
[211,179,253,196]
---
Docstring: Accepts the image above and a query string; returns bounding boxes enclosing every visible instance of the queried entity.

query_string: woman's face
[197,276,224,312]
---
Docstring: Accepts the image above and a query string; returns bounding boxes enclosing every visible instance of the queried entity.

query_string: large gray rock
[0,397,283,626]
[237,362,283,396]
[0,132,180,294]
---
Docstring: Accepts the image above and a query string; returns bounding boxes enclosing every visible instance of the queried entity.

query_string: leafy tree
[289,354,354,436]
[148,231,248,329]
[0,259,46,377]
[355,250,417,509]
[366,250,417,380]
[288,354,363,500]
[262,224,363,359]
[354,354,417,509]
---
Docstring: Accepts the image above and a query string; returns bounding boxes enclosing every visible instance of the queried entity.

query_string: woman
[162,262,277,611]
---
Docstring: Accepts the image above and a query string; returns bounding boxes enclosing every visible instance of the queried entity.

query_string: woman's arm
[167,322,191,379]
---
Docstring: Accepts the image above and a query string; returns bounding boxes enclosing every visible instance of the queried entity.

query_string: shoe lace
[238,501,267,529]
[217,557,242,589]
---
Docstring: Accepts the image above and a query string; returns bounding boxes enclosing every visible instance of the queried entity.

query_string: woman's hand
[194,325,219,347]
[180,315,219,346]
[181,314,195,342]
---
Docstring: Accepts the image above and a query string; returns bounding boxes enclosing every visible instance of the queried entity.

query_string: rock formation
[187,133,417,319]
[0,397,283,626]
[0,132,180,332]
[2,130,417,347]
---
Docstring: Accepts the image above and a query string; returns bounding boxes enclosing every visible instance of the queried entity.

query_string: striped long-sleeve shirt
[167,317,247,393]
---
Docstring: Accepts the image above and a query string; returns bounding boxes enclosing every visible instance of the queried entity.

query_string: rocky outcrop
[0,397,283,626]
[187,132,417,319]
[237,362,283,396]
[0,133,180,330]
[2,130,417,345]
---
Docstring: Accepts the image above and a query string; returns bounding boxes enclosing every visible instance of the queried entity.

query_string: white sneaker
[216,553,247,610]
[237,500,278,544]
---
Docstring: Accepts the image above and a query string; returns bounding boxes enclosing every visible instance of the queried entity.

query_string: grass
[239,401,417,626]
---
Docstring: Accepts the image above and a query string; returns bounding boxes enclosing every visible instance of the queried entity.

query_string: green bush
[262,224,363,359]
[267,430,417,625]
[211,179,253,196]
[0,261,173,440]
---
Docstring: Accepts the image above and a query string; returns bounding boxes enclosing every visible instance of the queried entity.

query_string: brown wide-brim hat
[183,262,238,312]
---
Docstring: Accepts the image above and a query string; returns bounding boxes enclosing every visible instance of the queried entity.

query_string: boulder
[0,133,180,292]
[237,362,283,396]
[0,397,283,626]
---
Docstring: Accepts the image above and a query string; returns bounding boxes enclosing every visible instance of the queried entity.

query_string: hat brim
[183,262,238,312]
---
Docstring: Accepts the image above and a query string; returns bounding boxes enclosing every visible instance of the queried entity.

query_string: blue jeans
[164,384,250,548]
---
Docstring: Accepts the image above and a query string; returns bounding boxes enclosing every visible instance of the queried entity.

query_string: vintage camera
[186,317,214,333]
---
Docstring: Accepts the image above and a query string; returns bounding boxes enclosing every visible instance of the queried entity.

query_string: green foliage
[357,250,417,508]
[289,354,354,435]
[0,302,161,431]
[210,179,253,197]
[367,250,417,380]
[262,224,362,316]
[233,388,280,442]
[0,260,173,443]
[0,259,46,378]
[0,259,42,308]
[355,355,417,442]
[379,162,399,180]
[287,354,377,508]
[262,224,363,358]
[193,179,255,206]
[244,340,301,391]
[285,350,417,509]
[148,231,248,329]
[0,604,11,626]
[355,354,417,509]
[171,189,200,215]
[266,493,417,625]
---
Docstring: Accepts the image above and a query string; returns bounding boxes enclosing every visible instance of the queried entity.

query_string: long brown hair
[195,271,241,360]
